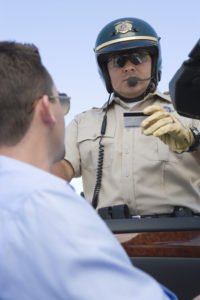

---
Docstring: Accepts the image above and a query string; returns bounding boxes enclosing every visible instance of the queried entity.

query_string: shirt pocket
[77,125,115,171]
[137,132,182,162]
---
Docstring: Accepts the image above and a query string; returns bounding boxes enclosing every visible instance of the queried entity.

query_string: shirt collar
[101,89,172,110]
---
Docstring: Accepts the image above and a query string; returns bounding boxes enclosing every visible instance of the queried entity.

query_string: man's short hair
[0,41,54,145]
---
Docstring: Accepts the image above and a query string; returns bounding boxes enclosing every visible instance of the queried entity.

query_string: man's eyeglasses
[28,92,71,115]
[108,51,149,68]
[48,93,70,115]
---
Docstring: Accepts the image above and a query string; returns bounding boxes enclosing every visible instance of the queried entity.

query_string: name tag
[124,112,146,128]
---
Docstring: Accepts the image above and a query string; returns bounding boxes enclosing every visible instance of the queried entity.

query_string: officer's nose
[123,60,136,72]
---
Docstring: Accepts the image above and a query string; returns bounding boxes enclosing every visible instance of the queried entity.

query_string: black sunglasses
[108,51,149,68]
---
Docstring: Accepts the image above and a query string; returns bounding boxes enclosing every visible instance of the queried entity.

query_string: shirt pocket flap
[77,124,115,143]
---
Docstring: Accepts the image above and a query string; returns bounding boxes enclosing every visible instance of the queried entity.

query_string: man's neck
[0,144,51,173]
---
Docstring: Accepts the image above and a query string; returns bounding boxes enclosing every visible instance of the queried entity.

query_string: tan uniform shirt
[65,90,200,215]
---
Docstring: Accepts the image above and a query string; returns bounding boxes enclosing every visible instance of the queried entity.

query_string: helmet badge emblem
[114,21,134,34]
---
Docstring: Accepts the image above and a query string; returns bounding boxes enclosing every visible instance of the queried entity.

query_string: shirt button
[125,148,129,154]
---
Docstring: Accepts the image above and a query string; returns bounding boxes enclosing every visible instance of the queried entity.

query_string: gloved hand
[141,105,195,153]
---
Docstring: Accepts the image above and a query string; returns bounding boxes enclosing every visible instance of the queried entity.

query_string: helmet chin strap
[148,81,156,93]
[113,80,156,103]
[113,91,145,102]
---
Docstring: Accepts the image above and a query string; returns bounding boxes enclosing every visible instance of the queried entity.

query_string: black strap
[98,204,131,220]
[98,205,198,220]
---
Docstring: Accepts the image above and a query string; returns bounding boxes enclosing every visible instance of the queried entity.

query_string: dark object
[127,76,152,87]
[169,38,200,119]
[99,205,196,220]
[124,112,146,117]
[173,206,193,217]
[188,127,200,151]
[105,216,200,300]
[98,204,131,219]
[127,76,138,87]
[91,95,111,209]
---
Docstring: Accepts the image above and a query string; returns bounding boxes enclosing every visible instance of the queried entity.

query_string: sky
[1,0,199,193]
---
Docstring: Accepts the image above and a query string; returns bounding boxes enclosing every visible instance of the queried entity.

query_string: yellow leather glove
[141,105,195,153]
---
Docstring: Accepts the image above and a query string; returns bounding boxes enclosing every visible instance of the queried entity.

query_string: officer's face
[107,51,152,99]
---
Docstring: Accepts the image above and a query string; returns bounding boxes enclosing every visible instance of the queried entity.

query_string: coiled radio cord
[92,94,111,209]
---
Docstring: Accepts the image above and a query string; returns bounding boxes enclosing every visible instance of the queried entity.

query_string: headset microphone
[127,76,152,87]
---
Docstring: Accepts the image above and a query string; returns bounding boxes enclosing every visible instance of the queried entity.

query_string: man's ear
[39,95,56,125]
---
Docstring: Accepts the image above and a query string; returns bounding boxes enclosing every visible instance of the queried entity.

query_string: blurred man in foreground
[0,41,177,299]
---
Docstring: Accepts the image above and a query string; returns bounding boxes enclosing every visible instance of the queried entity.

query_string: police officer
[53,17,200,217]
